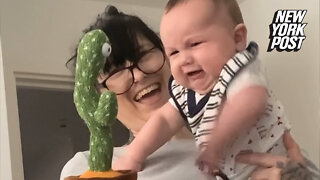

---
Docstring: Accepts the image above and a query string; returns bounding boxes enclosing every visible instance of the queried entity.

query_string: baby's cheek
[171,68,185,84]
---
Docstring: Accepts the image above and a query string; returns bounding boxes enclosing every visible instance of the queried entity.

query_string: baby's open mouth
[187,70,203,79]
[134,83,161,101]
[187,70,203,77]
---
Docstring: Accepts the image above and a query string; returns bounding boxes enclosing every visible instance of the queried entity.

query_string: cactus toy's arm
[73,29,117,171]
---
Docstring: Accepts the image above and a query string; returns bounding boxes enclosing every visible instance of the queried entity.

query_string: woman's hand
[236,132,312,180]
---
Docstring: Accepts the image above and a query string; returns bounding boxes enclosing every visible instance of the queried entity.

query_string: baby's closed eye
[190,41,203,47]
[168,50,179,57]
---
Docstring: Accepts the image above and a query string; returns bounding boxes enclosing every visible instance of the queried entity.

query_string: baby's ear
[233,24,247,52]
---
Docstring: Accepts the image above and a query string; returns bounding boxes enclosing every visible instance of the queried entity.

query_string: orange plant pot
[64,170,137,180]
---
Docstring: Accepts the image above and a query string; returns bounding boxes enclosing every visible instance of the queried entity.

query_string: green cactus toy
[74,29,117,172]
[68,29,137,180]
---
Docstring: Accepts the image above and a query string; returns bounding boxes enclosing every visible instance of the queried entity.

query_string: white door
[0,37,13,180]
[0,35,24,179]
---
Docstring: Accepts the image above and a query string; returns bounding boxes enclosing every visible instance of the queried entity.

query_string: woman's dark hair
[67,5,164,74]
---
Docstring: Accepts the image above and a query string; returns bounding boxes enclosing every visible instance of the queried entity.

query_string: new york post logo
[267,10,307,52]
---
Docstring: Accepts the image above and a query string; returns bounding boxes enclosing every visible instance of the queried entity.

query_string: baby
[114,0,292,179]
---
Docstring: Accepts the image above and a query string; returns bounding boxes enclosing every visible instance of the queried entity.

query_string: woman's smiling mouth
[134,83,161,102]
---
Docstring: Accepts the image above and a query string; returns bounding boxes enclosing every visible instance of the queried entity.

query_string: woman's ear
[233,23,247,51]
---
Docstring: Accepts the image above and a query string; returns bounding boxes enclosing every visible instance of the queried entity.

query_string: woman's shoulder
[60,151,90,180]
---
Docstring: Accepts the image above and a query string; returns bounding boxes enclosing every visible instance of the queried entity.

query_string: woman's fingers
[282,132,304,163]
[236,152,289,168]
[250,167,282,180]
[235,132,308,179]
[235,132,302,168]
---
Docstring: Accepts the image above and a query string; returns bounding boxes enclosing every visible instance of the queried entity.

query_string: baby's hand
[112,155,142,172]
[195,145,221,176]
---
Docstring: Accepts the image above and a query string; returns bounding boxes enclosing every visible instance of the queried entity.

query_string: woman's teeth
[135,84,160,101]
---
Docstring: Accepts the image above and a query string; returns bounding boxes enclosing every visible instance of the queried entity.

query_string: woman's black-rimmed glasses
[101,47,165,95]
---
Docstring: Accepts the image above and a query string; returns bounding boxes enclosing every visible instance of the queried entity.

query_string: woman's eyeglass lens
[102,47,165,95]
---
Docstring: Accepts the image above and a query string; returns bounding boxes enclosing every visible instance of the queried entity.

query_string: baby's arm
[113,102,186,171]
[197,85,268,173]
[212,85,267,152]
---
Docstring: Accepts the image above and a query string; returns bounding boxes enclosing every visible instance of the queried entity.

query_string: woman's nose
[133,68,146,83]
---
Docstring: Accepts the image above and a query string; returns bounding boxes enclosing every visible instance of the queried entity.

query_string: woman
[61,5,319,180]
[85,5,191,139]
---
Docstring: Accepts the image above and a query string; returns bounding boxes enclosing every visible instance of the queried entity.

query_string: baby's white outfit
[168,42,290,179]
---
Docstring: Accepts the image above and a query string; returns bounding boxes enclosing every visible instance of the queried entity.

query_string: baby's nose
[181,55,193,66]
[179,50,194,66]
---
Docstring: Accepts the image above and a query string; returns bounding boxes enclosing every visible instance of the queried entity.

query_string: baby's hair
[165,0,244,26]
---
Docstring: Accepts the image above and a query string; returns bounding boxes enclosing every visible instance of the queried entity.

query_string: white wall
[0,0,319,179]
[0,0,166,76]
[239,0,319,165]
